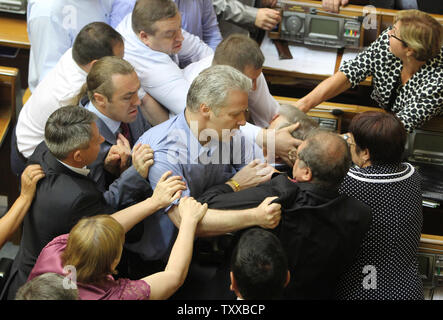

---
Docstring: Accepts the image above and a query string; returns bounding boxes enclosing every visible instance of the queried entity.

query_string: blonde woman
[296,9,443,132]
[27,176,207,300]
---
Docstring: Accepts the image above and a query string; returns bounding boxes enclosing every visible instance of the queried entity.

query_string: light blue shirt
[174,0,222,51]
[27,0,132,92]
[126,112,257,260]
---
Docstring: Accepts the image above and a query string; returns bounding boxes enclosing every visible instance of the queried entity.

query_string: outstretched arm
[142,197,208,300]
[0,165,45,248]
[295,71,351,113]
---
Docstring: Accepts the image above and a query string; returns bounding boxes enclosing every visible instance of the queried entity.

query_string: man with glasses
[197,129,372,299]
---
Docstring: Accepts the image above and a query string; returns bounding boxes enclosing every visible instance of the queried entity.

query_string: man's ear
[138,30,152,47]
[299,165,312,182]
[199,103,211,119]
[72,149,84,163]
[93,92,107,109]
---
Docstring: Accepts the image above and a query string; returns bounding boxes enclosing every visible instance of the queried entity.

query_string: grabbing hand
[132,143,154,179]
[322,0,349,13]
[230,159,274,191]
[255,8,281,31]
[151,171,187,209]
[254,196,281,229]
[20,164,45,201]
[178,196,208,225]
[104,133,132,176]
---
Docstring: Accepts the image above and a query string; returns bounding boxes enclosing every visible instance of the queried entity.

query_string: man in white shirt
[115,0,213,117]
[26,0,133,92]
[13,22,124,176]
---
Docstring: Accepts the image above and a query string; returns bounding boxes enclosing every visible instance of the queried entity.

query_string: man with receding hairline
[198,130,372,299]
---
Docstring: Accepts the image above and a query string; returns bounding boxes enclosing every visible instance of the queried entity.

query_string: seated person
[336,112,424,300]
[295,9,443,133]
[14,22,124,177]
[230,228,290,300]
[0,165,44,249]
[115,0,213,116]
[1,106,185,300]
[15,273,78,300]
[197,130,372,299]
[77,56,153,209]
[27,197,207,300]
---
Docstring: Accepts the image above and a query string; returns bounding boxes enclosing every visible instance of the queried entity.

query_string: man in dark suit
[2,106,155,300]
[197,130,373,299]
[80,56,153,210]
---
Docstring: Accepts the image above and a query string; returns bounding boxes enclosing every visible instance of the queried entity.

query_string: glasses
[389,27,408,47]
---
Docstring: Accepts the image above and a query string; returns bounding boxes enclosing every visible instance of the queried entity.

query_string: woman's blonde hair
[61,215,125,285]
[395,9,443,61]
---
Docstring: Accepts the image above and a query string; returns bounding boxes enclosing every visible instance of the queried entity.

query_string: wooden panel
[0,15,29,49]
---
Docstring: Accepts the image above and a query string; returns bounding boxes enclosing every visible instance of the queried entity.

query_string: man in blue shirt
[126,65,281,265]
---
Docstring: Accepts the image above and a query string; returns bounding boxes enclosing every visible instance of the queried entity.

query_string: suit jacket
[1,142,116,300]
[88,106,152,210]
[197,173,372,300]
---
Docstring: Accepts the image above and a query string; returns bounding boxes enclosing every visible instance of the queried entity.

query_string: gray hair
[297,129,352,190]
[45,106,97,160]
[186,65,252,115]
[276,104,319,140]
[15,273,79,300]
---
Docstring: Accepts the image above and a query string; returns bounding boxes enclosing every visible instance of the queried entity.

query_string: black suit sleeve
[197,177,283,210]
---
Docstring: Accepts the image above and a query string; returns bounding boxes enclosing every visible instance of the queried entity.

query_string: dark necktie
[119,122,132,146]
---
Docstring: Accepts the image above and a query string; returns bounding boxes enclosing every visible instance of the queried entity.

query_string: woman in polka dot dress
[336,112,423,300]
[295,9,443,133]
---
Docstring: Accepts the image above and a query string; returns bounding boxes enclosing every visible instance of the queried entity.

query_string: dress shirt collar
[178,111,237,163]
[56,159,90,177]
[85,101,121,136]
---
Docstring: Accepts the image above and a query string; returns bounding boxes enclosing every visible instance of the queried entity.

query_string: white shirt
[184,54,279,128]
[116,13,213,115]
[27,0,131,92]
[57,160,90,177]
[16,48,87,158]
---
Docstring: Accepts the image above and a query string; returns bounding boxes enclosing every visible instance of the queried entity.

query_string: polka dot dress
[339,28,443,133]
[335,163,424,300]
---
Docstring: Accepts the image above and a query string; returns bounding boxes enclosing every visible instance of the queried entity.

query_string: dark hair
[72,22,123,66]
[231,228,288,300]
[132,0,178,35]
[45,106,96,160]
[15,273,79,300]
[298,130,352,190]
[213,34,265,71]
[349,112,406,165]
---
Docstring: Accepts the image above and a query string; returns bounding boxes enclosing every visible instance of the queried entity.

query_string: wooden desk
[0,66,20,215]
[0,15,29,49]
[0,14,29,89]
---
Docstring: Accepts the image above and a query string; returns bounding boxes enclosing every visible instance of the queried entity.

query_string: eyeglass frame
[389,26,408,47]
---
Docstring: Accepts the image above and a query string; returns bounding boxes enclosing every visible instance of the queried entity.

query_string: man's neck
[184,109,209,146]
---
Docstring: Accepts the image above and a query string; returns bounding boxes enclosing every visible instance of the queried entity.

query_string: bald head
[297,130,351,190]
